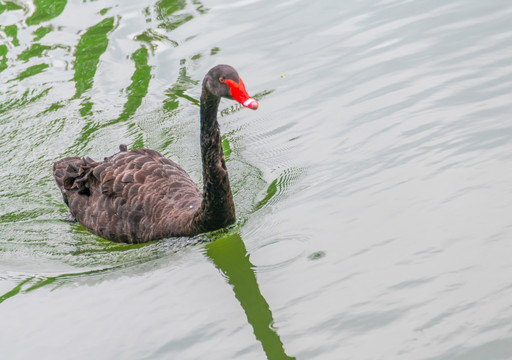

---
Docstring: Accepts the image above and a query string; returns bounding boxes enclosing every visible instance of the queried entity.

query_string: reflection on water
[1,230,296,359]
[1,0,512,358]
[207,232,295,360]
[73,17,115,107]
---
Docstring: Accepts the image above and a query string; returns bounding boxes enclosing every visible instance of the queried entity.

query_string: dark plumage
[53,65,258,243]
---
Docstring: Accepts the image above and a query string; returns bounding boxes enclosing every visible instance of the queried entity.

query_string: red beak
[225,77,259,110]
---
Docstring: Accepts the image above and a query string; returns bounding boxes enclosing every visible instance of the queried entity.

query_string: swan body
[53,65,258,243]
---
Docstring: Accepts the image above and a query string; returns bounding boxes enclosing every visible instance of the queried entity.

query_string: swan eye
[219,77,225,83]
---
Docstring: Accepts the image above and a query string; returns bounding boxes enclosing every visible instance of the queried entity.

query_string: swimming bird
[53,65,258,243]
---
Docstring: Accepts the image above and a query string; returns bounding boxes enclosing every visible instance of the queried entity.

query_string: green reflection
[3,24,19,46]
[120,46,152,149]
[0,1,23,14]
[156,0,186,18]
[18,43,52,62]
[206,233,295,360]
[254,166,304,212]
[33,25,53,41]
[0,88,51,118]
[0,45,7,72]
[191,0,209,15]
[255,178,278,211]
[68,0,208,149]
[156,0,192,31]
[221,137,232,161]
[26,0,67,26]
[79,100,93,117]
[0,277,33,304]
[99,7,111,16]
[73,17,114,99]
[41,102,65,114]
[135,29,178,53]
[71,45,152,149]
[0,239,153,304]
[118,47,151,123]
[163,61,199,112]
[16,63,49,80]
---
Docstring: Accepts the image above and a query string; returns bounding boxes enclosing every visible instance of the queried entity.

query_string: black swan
[53,65,258,243]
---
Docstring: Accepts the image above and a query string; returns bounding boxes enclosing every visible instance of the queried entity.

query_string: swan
[53,64,258,243]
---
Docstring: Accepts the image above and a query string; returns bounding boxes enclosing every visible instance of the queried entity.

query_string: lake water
[1,0,512,359]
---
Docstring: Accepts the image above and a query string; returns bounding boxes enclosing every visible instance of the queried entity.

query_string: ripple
[249,236,307,272]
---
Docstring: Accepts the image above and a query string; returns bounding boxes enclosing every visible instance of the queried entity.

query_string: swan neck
[194,88,235,231]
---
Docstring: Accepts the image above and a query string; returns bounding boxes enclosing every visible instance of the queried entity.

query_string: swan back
[53,147,201,243]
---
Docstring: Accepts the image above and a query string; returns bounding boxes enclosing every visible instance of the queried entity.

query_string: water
[1,0,512,359]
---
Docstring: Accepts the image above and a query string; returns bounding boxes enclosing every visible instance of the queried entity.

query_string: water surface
[1,0,512,359]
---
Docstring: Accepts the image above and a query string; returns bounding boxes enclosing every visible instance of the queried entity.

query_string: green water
[2,0,512,359]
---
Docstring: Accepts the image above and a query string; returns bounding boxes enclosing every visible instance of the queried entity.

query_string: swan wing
[53,147,201,243]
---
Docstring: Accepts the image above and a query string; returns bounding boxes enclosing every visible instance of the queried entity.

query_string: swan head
[204,64,259,110]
